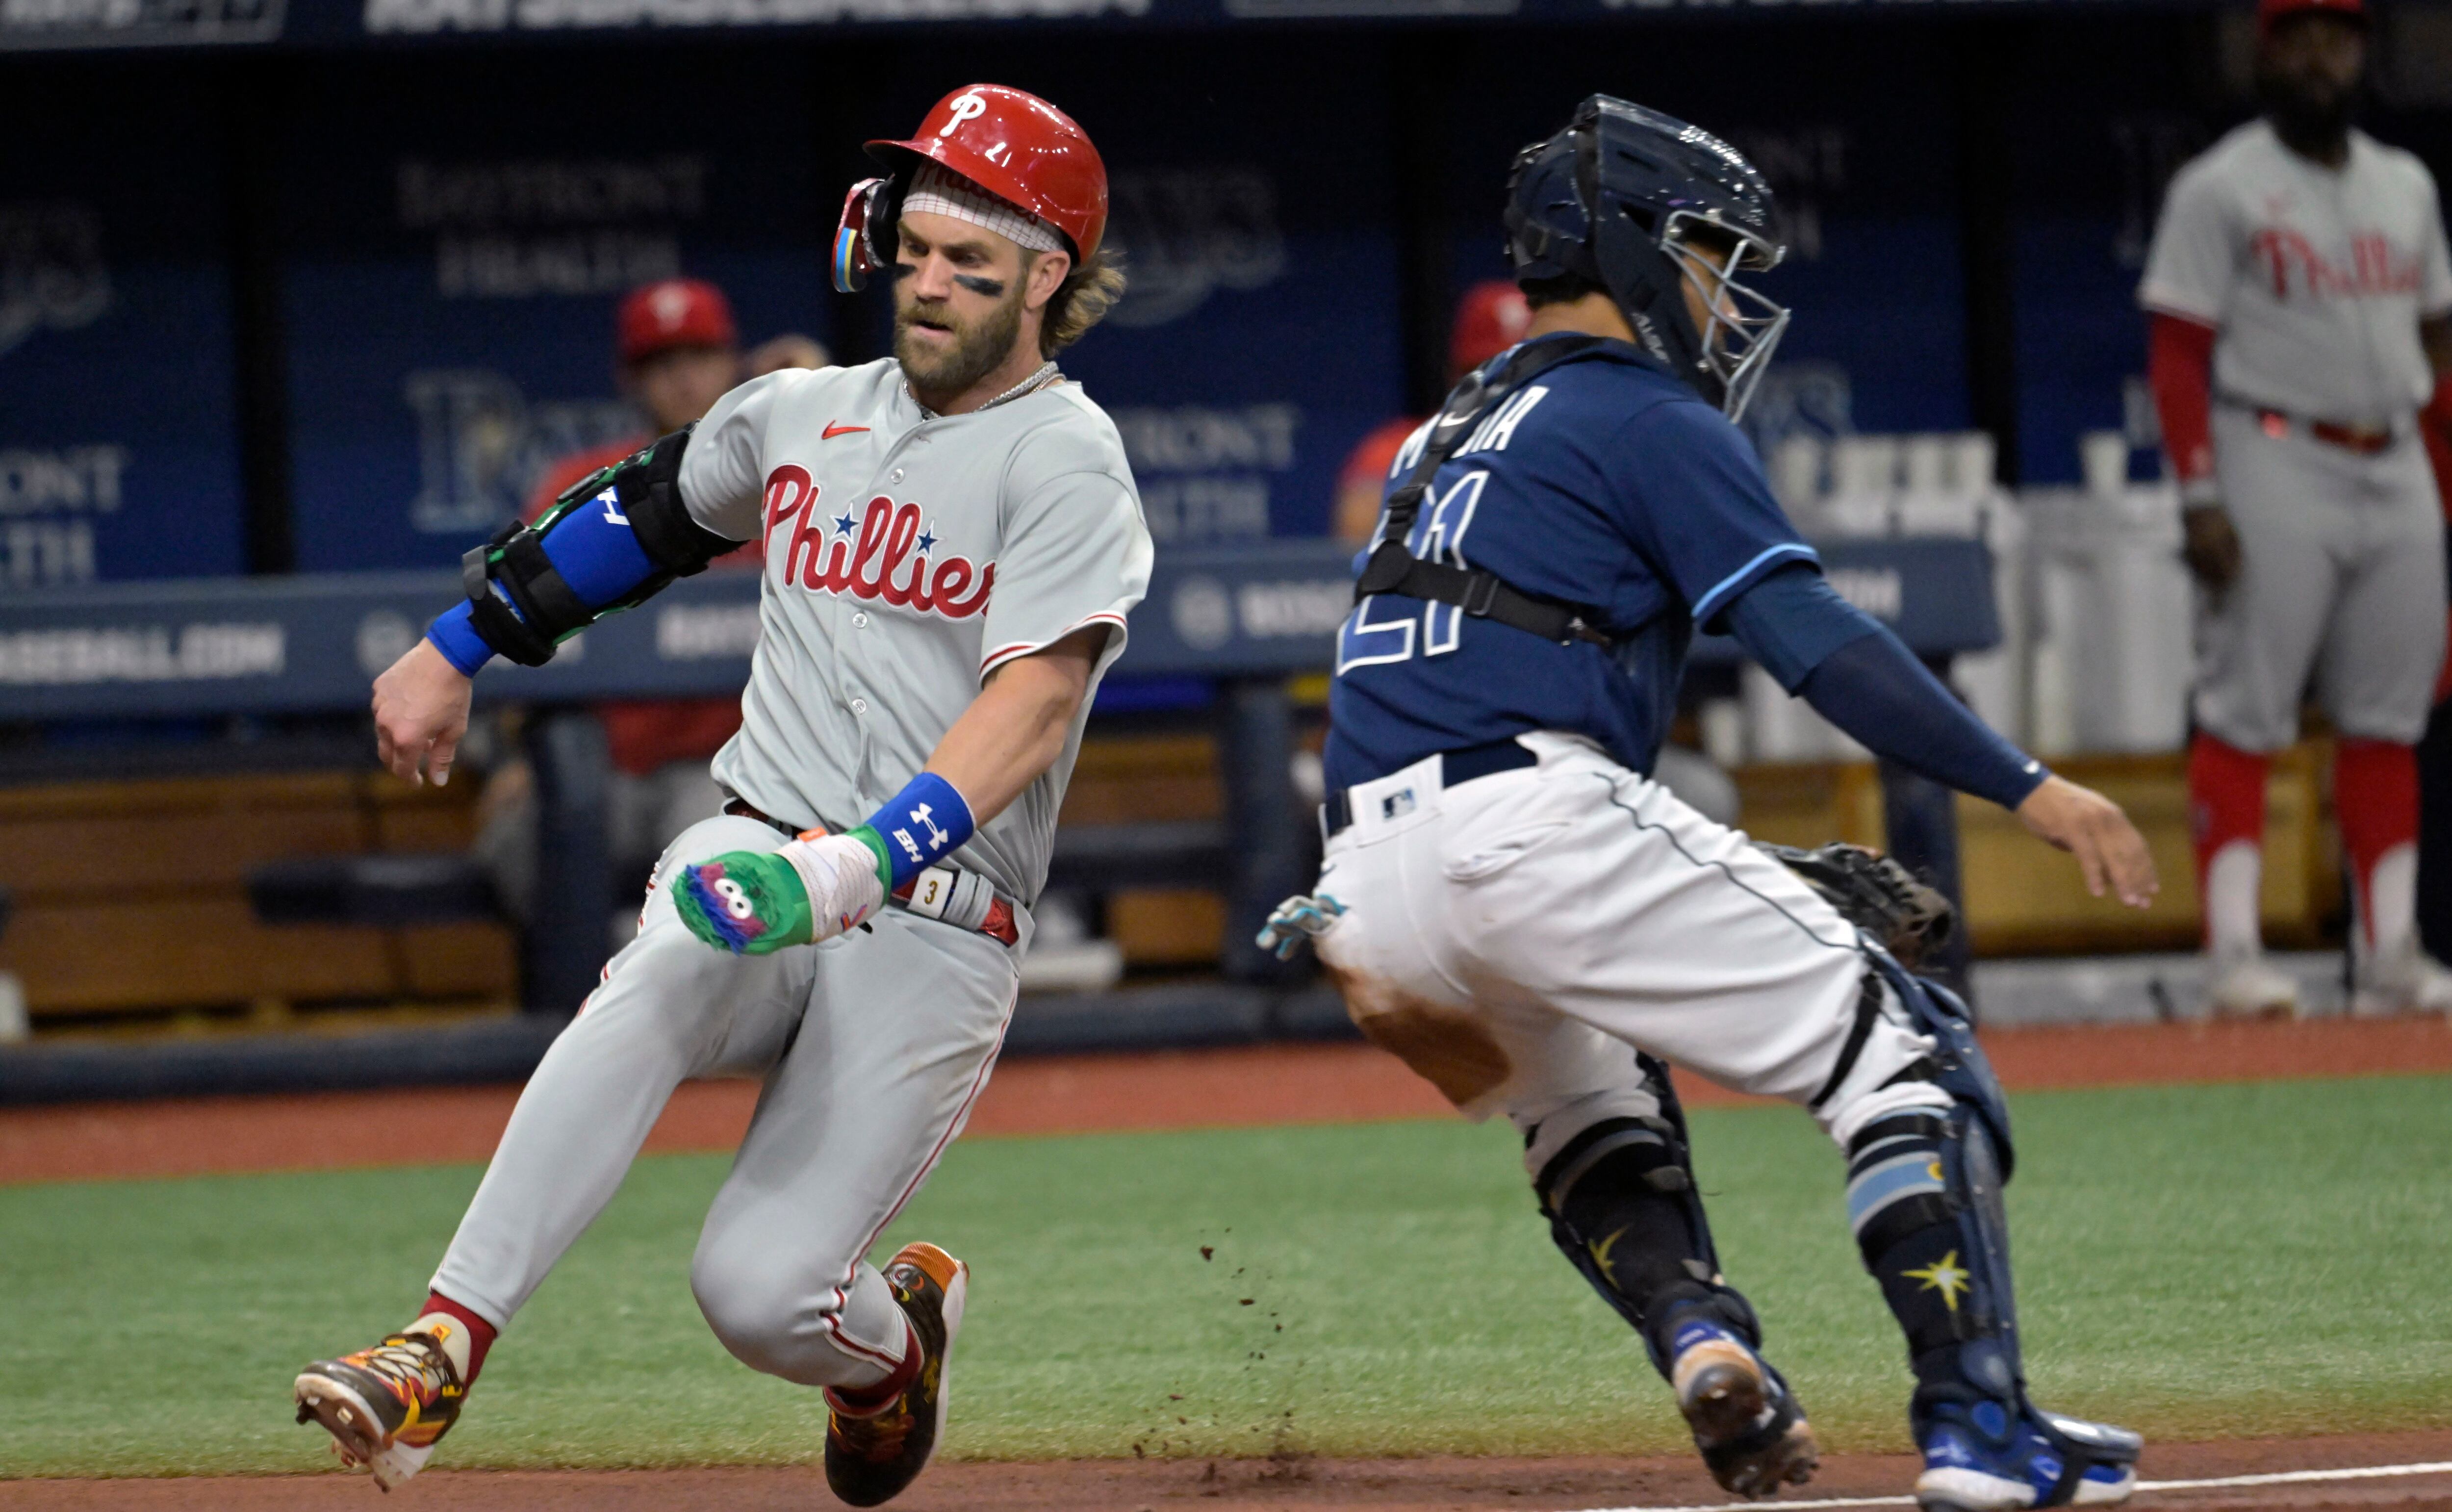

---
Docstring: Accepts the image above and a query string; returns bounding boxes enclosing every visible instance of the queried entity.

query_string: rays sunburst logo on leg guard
[1904,1249,1972,1313]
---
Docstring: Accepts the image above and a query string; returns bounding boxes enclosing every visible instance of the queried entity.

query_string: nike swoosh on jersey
[822,422,870,440]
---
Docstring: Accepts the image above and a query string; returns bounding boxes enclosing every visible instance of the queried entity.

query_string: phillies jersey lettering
[678,358,1152,903]
[1326,336,1817,792]
[2141,121,2452,425]
[2249,226,2429,300]
[764,471,997,618]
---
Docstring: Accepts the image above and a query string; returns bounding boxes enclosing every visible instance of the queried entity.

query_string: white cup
[2079,430,2132,498]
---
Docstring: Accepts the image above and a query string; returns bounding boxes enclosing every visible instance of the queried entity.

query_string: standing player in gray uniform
[292,85,1149,1508]
[2142,0,2452,1016]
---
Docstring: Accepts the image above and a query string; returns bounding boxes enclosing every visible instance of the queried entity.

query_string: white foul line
[1562,1496,1916,1512]
[1558,1460,2452,1512]
[2141,1461,2452,1492]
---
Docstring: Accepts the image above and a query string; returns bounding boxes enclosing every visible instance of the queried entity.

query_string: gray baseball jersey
[2140,121,2452,426]
[677,358,1152,906]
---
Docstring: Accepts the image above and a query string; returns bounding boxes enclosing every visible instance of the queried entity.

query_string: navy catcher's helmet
[1504,96,1789,420]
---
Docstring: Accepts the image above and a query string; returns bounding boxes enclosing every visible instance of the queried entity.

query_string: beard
[894,283,1028,408]
[2256,62,2357,149]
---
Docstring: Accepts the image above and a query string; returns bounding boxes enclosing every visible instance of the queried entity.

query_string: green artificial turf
[3,1075,2447,1478]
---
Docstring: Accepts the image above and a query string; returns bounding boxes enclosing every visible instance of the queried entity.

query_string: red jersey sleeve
[2148,312,2218,503]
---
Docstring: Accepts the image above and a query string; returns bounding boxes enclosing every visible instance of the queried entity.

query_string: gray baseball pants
[430,813,1020,1388]
[2195,406,2447,751]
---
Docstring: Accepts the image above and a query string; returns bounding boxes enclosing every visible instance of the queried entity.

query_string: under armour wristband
[858,772,977,891]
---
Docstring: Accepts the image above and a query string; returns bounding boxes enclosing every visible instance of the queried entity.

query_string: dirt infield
[9,1433,2452,1510]
[4,1014,2450,1187]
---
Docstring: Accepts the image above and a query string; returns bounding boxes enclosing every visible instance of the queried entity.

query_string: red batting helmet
[2258,0,2364,33]
[834,84,1108,293]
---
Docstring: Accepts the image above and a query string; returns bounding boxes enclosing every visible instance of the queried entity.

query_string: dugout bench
[0,536,2000,1018]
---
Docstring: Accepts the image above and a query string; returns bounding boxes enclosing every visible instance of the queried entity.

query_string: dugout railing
[0,536,1997,1099]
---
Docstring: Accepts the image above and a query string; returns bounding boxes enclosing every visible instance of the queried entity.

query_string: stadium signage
[0,538,1993,719]
[0,0,283,49]
[362,0,1144,32]
[0,622,284,685]
[0,0,2216,48]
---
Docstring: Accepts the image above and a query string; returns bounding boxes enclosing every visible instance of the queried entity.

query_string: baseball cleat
[294,1330,465,1491]
[1667,1319,1820,1498]
[824,1241,968,1508]
[2203,956,2299,1019]
[2351,942,2452,1016]
[1915,1399,2141,1512]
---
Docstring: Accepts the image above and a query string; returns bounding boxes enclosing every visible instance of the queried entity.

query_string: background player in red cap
[473,279,827,925]
[1333,280,1532,543]
[2142,0,2452,1015]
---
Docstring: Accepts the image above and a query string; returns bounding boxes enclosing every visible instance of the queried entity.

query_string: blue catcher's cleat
[1667,1318,1821,1499]
[1915,1396,2143,1512]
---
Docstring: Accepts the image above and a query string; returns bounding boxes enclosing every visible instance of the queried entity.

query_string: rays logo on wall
[1099,168,1287,329]
[403,368,635,533]
[0,205,111,360]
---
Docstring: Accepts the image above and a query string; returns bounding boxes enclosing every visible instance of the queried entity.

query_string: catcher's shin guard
[1536,1057,1817,1496]
[1855,961,2141,1511]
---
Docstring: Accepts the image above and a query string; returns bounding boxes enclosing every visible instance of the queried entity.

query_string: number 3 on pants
[905,865,959,922]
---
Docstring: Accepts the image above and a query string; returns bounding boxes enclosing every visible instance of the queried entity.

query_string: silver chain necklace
[912,360,1062,418]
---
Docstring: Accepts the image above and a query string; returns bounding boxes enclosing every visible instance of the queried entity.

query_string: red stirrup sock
[409,1291,498,1386]
[2188,732,2270,956]
[824,1317,923,1419]
[2334,739,2419,951]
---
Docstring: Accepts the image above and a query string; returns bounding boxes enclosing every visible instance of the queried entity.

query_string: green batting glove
[673,828,894,955]
[674,849,817,955]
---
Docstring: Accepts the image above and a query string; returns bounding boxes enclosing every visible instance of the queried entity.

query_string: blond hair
[1038,244,1126,356]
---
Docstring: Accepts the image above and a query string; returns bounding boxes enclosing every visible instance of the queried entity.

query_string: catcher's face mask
[1661,210,1789,424]
[833,176,898,293]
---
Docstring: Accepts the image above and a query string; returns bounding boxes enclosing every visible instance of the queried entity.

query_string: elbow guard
[459,426,741,667]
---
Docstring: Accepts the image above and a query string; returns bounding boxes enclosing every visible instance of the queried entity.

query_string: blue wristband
[426,601,495,677]
[862,772,977,890]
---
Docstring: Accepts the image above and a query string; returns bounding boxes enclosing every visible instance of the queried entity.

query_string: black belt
[1322,738,1539,838]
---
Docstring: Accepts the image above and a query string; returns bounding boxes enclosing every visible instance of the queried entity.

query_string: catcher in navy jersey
[1263,97,2157,1512]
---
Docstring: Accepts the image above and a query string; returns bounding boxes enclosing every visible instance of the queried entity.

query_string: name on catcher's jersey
[1325,338,1816,791]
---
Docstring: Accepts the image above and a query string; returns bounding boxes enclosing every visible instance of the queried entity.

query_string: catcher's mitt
[1758,841,1954,968]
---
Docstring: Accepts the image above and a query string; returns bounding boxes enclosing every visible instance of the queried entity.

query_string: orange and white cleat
[294,1330,465,1491]
[823,1242,970,1508]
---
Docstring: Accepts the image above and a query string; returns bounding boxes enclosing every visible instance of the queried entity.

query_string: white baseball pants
[1310,733,1944,1176]
[430,813,1019,1389]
